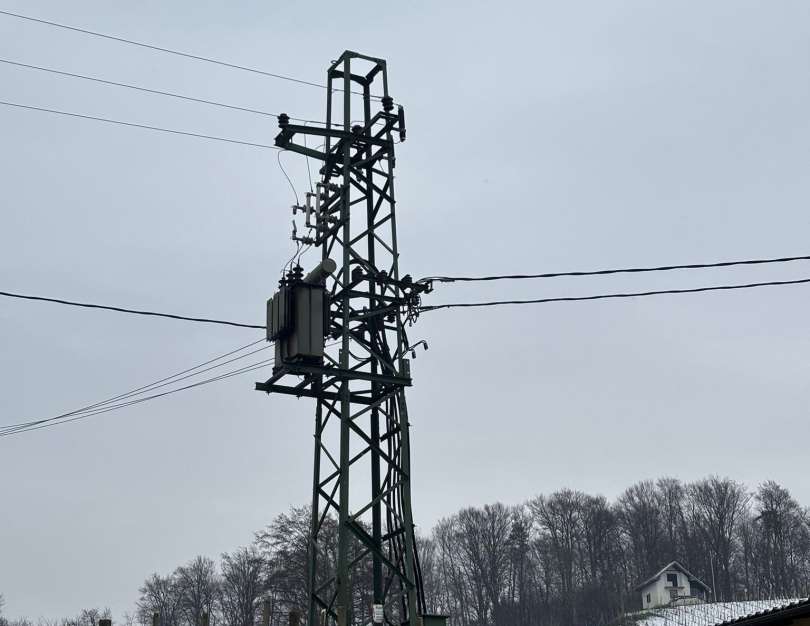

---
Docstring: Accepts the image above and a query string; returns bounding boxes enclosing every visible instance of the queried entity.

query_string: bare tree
[749,481,810,597]
[417,533,444,618]
[433,516,473,625]
[451,508,490,626]
[121,612,137,626]
[656,477,687,563]
[255,506,320,620]
[138,573,182,626]
[617,481,664,583]
[529,490,586,626]
[219,547,264,626]
[577,495,622,625]
[175,556,218,626]
[686,476,750,600]
[76,608,112,626]
[460,504,513,626]
[504,508,533,626]
[252,506,379,625]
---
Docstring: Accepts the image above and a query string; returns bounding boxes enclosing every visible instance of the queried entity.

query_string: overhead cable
[420,277,810,312]
[0,57,322,124]
[0,338,268,434]
[2,339,339,438]
[420,254,810,284]
[0,100,278,149]
[0,289,264,329]
[0,9,326,89]
[0,358,276,438]
[0,9,382,100]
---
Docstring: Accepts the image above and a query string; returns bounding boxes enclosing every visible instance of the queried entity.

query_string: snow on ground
[632,599,807,626]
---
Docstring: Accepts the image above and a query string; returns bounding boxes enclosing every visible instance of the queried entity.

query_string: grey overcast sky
[1,0,809,620]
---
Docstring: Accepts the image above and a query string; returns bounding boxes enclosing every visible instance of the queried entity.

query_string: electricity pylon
[257,51,430,626]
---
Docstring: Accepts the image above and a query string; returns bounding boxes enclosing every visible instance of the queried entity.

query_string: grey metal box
[270,283,327,363]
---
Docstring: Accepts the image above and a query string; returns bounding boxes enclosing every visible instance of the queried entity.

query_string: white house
[635,561,712,609]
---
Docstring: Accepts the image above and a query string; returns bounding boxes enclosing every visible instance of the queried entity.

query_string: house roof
[714,598,810,626]
[634,560,712,592]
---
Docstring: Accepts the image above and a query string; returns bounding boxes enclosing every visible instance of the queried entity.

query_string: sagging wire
[276,148,300,207]
[0,340,271,437]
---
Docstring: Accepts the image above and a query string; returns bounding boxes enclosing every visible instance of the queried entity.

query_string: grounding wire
[0,338,267,433]
[420,277,810,312]
[420,254,810,284]
[0,10,384,100]
[0,289,264,329]
[0,57,323,124]
[0,100,279,150]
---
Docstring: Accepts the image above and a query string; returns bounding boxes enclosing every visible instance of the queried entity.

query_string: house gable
[635,561,711,610]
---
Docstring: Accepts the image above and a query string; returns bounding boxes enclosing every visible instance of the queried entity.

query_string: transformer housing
[267,263,333,365]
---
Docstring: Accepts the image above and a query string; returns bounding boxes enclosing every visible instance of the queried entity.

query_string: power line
[0,9,326,90]
[0,9,382,100]
[420,254,810,284]
[0,338,268,434]
[1,358,274,436]
[1,338,339,438]
[0,357,276,438]
[419,277,810,312]
[0,57,322,124]
[0,289,264,329]
[0,100,279,149]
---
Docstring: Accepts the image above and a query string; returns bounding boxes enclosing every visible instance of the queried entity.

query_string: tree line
[421,477,810,626]
[0,605,113,626]
[2,476,809,626]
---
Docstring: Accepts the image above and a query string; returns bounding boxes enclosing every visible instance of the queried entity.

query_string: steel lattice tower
[257,51,429,626]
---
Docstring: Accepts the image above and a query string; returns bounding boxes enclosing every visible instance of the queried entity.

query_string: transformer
[267,259,335,365]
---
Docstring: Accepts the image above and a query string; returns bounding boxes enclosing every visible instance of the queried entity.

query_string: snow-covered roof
[714,598,810,625]
[634,560,711,593]
[633,599,808,626]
